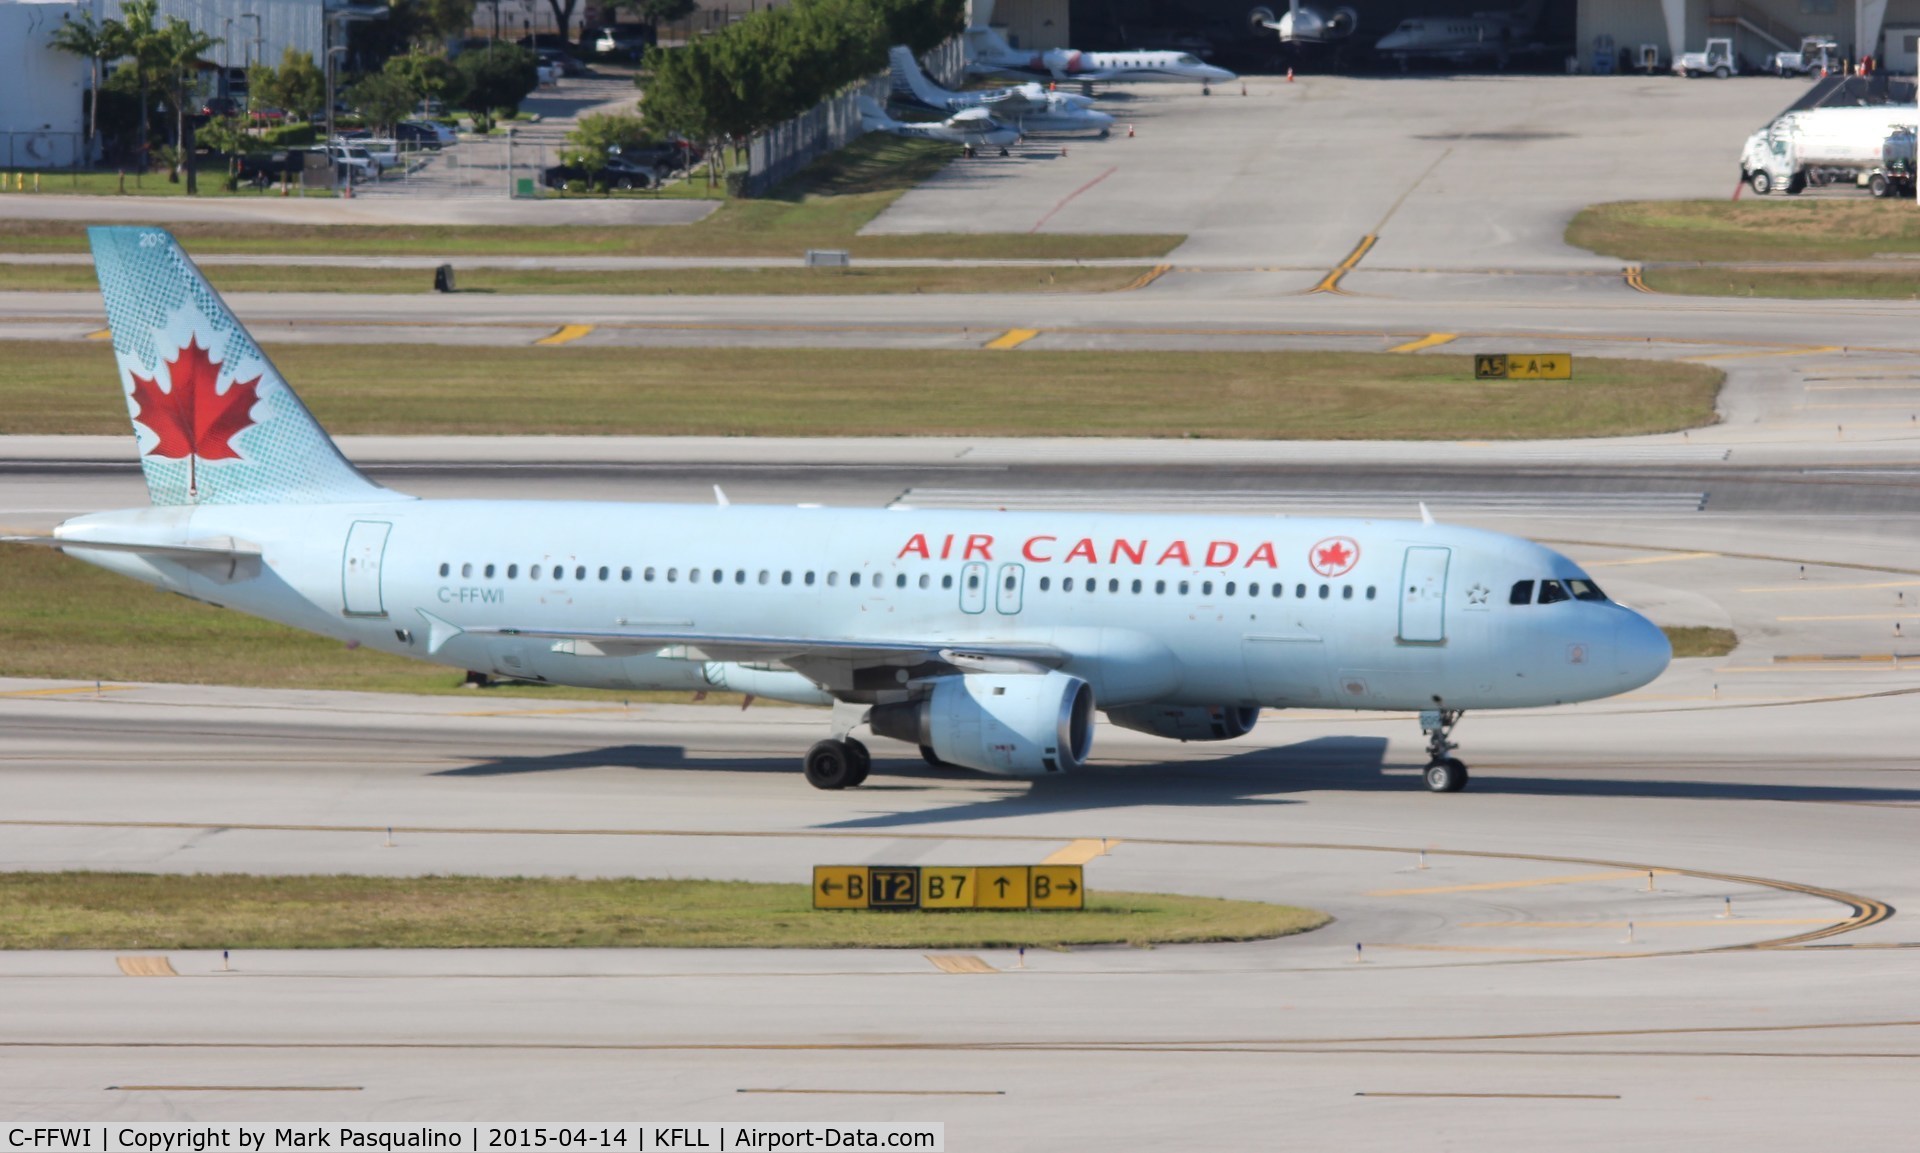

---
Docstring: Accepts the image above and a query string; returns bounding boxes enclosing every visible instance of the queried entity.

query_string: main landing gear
[804,737,871,790]
[1420,708,1468,793]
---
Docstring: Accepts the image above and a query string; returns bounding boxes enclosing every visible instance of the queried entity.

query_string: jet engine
[870,671,1095,776]
[1106,704,1259,742]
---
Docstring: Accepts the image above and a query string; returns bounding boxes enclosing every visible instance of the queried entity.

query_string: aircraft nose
[1613,611,1671,692]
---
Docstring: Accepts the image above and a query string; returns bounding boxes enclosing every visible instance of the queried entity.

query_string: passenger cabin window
[1510,580,1535,605]
[850,573,862,588]
[1538,579,1569,604]
[644,567,656,582]
[1064,577,1076,592]
[507,564,518,579]
[1040,576,1052,591]
[461,563,473,578]
[532,564,543,580]
[941,575,953,590]
[622,567,632,582]
[575,565,587,581]
[599,566,609,581]
[438,563,449,577]
[691,568,703,584]
[667,568,679,582]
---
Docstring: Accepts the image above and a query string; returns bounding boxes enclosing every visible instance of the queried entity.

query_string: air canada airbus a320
[12,228,1671,794]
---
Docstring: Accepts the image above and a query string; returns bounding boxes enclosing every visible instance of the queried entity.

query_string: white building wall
[99,0,324,71]
[1,0,93,165]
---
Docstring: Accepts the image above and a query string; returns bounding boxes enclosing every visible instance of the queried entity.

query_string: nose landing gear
[1420,708,1468,792]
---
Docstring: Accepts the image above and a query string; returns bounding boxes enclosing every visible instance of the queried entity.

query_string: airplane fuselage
[60,501,1670,716]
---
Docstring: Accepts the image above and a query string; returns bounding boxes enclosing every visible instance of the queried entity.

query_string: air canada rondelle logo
[1308,536,1360,578]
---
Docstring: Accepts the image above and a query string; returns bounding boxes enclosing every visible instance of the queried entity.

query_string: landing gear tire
[1418,708,1467,793]
[843,737,872,787]
[1424,757,1469,794]
[804,739,860,790]
[1202,85,1212,95]
[998,147,1010,157]
[1749,170,1772,195]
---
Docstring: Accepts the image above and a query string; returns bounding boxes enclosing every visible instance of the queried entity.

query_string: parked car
[199,95,240,118]
[535,47,584,77]
[612,138,701,174]
[326,142,386,180]
[234,149,305,188]
[591,24,655,60]
[542,154,665,191]
[397,120,455,149]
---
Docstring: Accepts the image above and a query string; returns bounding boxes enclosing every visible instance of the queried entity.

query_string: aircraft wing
[461,624,1067,673]
[978,85,1050,114]
[3,532,263,583]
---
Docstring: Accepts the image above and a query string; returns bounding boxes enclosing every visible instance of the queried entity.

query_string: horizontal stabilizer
[4,531,262,583]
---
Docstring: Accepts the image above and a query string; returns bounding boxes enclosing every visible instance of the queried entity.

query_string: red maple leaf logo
[128,336,260,497]
[1309,537,1360,577]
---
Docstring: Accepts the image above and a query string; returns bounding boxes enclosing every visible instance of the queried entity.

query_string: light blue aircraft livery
[16,227,1670,793]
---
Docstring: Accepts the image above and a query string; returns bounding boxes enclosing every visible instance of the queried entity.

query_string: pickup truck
[1674,37,1736,77]
[326,142,387,180]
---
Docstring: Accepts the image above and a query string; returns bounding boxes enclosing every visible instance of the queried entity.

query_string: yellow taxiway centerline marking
[1388,332,1457,353]
[1687,346,1841,362]
[984,328,1040,350]
[1581,551,1718,568]
[925,954,997,974]
[116,956,178,977]
[85,328,112,340]
[1369,870,1672,897]
[1122,264,1171,291]
[1309,235,1377,295]
[1739,580,1920,594]
[533,324,594,346]
[1622,265,1653,293]
[1462,919,1835,929]
[1042,838,1119,865]
[0,684,138,698]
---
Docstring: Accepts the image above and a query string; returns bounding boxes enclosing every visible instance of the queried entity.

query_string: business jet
[12,228,1672,794]
[1373,0,1548,67]
[964,26,1238,94]
[857,95,1022,156]
[889,46,1117,137]
[1249,0,1359,44]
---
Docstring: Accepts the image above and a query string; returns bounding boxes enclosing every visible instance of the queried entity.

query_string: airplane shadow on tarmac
[429,736,1920,827]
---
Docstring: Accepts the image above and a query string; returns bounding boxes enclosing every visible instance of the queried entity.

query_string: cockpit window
[1176,53,1201,63]
[1509,580,1535,605]
[1567,578,1608,602]
[1537,579,1569,604]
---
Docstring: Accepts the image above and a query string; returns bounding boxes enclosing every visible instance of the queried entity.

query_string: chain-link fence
[744,37,964,197]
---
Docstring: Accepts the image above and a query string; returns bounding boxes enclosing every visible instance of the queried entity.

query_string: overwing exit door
[994,563,1024,614]
[1398,546,1450,643]
[342,520,392,617]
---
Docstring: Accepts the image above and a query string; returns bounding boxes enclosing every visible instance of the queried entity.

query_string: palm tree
[117,0,162,166]
[47,9,129,164]
[154,17,221,192]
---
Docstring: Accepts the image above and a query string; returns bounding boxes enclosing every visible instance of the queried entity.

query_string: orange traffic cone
[1127,123,1135,138]
[1061,144,1069,157]
[1240,80,1248,95]
[1286,67,1294,82]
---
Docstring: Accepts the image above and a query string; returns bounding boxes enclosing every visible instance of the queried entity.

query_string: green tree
[253,46,325,121]
[565,111,650,178]
[48,8,130,163]
[616,0,696,30]
[153,16,221,192]
[386,47,458,108]
[347,69,416,134]
[454,44,537,131]
[117,0,163,163]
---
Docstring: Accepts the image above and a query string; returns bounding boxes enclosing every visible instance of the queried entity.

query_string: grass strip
[0,343,1724,439]
[0,262,1143,297]
[1639,266,1920,300]
[1568,199,1920,263]
[0,872,1329,950]
[1662,626,1738,659]
[0,139,1180,262]
[0,543,702,700]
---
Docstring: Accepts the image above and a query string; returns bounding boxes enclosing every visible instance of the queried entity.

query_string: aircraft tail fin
[889,45,952,109]
[964,24,1016,62]
[856,93,897,132]
[88,226,406,507]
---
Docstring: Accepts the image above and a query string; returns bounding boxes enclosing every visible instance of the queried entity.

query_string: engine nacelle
[1105,704,1259,742]
[870,671,1095,777]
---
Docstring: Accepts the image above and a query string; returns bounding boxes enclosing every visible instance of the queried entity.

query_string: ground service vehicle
[1675,37,1736,77]
[1742,105,1920,194]
[1769,36,1840,75]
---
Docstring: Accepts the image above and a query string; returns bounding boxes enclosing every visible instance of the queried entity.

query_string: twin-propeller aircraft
[10,229,1671,794]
